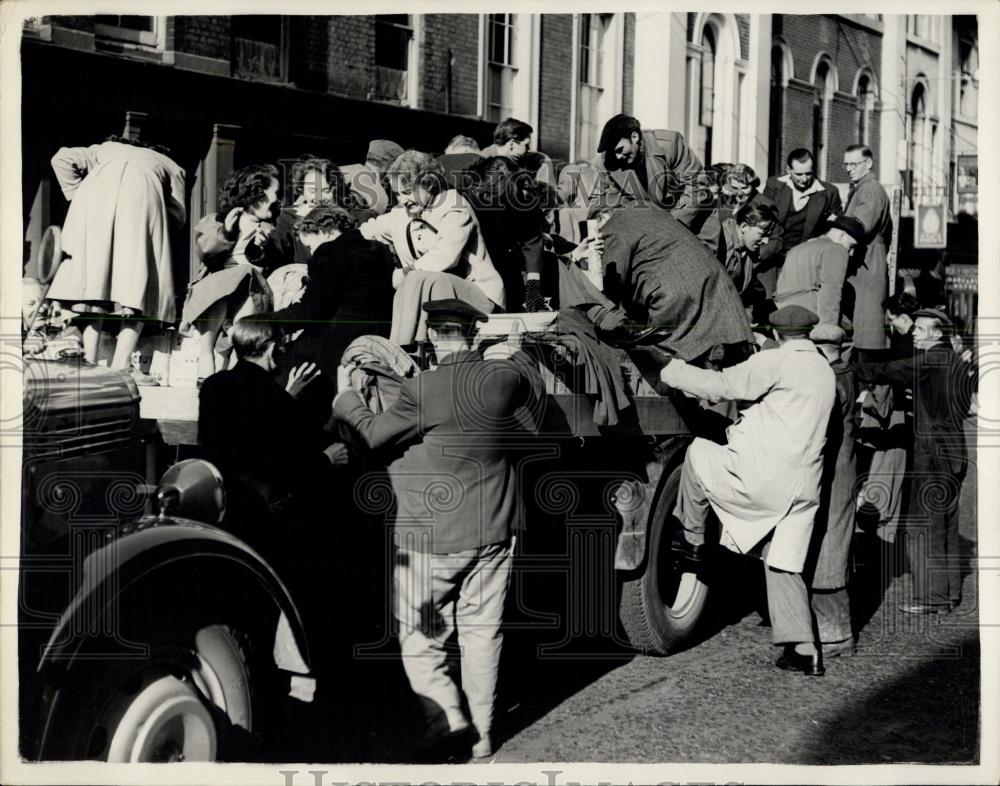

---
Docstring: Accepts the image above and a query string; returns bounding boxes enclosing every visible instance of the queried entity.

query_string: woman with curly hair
[281,156,377,263]
[270,204,395,382]
[45,134,187,375]
[181,164,292,381]
[360,149,504,344]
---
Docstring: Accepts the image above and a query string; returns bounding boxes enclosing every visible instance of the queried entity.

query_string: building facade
[20,13,979,286]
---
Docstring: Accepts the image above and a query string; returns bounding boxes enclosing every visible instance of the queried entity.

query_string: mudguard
[37,515,311,679]
[613,436,691,571]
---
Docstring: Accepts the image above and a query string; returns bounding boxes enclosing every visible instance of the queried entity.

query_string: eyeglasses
[843,161,867,169]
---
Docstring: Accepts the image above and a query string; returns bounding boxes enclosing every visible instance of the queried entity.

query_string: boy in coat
[661,305,835,675]
[333,299,529,761]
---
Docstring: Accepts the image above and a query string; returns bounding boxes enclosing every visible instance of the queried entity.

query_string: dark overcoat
[270,229,395,381]
[600,207,754,361]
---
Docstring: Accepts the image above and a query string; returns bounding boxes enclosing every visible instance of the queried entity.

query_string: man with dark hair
[856,308,970,614]
[842,144,893,353]
[198,317,345,545]
[333,298,528,761]
[588,113,707,227]
[773,215,866,330]
[759,148,843,297]
[481,117,533,158]
[661,305,836,675]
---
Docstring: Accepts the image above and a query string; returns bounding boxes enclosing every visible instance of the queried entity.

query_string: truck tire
[618,463,709,655]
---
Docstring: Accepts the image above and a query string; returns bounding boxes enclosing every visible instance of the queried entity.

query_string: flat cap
[366,139,404,166]
[912,307,953,326]
[422,298,489,325]
[769,305,819,334]
[827,215,867,244]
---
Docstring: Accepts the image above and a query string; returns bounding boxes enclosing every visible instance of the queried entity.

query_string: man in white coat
[660,305,835,676]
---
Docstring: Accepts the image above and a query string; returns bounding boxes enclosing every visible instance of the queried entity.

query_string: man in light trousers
[334,299,527,761]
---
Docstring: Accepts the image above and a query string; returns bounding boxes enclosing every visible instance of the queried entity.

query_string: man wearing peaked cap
[422,297,489,326]
[333,297,527,761]
[660,300,835,676]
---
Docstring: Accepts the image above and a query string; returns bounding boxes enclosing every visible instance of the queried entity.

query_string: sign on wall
[914,202,947,249]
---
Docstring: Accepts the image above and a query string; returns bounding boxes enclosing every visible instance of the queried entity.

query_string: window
[485,14,516,122]
[812,61,832,179]
[374,15,414,104]
[94,15,159,47]
[856,73,875,147]
[232,16,288,83]
[687,15,745,169]
[688,27,717,166]
[958,38,979,118]
[576,14,607,160]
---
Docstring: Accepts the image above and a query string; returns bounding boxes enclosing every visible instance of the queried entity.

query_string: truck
[17,315,711,762]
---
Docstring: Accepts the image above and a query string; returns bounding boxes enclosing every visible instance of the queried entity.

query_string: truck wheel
[38,623,259,761]
[618,464,709,655]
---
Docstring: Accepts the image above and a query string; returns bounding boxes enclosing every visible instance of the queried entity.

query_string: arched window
[812,60,831,179]
[855,72,876,147]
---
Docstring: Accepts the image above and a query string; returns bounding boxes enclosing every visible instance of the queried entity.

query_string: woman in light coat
[360,150,504,345]
[46,136,186,371]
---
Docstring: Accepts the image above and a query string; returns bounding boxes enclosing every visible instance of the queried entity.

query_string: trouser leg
[455,541,513,739]
[672,448,712,546]
[810,588,852,643]
[394,547,469,731]
[945,479,963,605]
[926,472,962,607]
[762,543,814,646]
[867,446,907,543]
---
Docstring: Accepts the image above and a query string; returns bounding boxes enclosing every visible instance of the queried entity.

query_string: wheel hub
[107,674,217,762]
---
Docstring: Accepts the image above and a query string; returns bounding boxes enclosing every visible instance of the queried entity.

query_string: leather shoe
[899,602,951,615]
[775,647,825,676]
[669,530,708,571]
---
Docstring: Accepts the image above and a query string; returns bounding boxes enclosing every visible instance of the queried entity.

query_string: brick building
[19,12,979,288]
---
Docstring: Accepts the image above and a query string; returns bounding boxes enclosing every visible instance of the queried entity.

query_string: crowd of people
[27,110,978,761]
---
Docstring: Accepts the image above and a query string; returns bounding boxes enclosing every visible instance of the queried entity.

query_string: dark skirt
[181,262,271,330]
